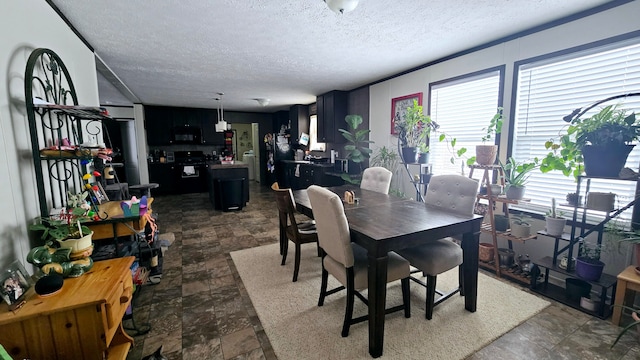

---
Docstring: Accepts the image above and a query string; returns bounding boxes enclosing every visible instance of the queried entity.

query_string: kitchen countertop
[280,160,334,168]
[208,161,249,169]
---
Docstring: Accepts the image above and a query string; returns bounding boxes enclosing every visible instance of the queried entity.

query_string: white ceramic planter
[510,221,531,238]
[59,231,94,253]
[545,217,566,237]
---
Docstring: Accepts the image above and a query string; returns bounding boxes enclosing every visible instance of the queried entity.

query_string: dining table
[293,185,483,358]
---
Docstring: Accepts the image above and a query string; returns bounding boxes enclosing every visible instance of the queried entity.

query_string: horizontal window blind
[513,40,640,223]
[429,71,501,178]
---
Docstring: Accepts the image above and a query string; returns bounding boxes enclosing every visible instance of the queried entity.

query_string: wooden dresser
[0,257,135,360]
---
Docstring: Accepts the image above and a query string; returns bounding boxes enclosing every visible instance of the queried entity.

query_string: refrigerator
[265,132,293,185]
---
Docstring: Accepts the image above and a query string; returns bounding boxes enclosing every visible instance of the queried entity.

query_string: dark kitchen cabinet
[289,104,309,144]
[278,161,342,190]
[145,107,174,146]
[317,90,348,143]
[148,163,178,195]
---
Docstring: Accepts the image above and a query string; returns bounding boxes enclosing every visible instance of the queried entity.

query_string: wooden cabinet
[0,257,135,360]
[317,91,348,143]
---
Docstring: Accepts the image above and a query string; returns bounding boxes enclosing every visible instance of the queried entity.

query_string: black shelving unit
[530,174,639,318]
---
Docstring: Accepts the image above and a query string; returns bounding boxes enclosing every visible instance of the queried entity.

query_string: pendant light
[215,92,228,133]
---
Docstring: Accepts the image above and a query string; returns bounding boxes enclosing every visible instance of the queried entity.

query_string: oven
[174,151,208,193]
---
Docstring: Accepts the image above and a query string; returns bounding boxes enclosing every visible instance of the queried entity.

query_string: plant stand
[469,165,537,284]
[531,175,639,319]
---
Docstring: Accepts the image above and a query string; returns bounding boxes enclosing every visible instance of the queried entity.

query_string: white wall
[370,1,640,277]
[0,0,99,270]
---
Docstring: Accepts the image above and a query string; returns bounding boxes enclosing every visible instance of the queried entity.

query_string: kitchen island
[208,162,250,211]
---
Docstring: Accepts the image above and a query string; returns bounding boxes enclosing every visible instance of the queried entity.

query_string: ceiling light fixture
[324,0,359,14]
[255,98,270,107]
[214,92,228,133]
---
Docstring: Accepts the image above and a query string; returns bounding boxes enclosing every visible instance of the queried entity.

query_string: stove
[174,150,206,165]
[173,151,208,193]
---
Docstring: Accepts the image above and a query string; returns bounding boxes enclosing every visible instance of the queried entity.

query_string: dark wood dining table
[293,185,483,358]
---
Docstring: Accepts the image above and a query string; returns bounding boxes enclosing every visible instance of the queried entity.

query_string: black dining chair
[272,183,318,282]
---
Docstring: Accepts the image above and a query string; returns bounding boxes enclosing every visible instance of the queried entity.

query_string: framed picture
[391,92,423,135]
[1,260,32,308]
[90,182,109,204]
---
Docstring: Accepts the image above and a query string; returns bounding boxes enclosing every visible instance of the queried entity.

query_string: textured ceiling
[50,0,614,112]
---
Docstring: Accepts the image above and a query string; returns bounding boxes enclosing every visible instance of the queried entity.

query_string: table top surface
[293,185,482,250]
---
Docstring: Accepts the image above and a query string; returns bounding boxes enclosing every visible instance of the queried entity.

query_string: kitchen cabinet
[289,104,309,144]
[148,163,178,195]
[145,106,174,146]
[0,257,135,360]
[278,161,343,190]
[317,90,348,143]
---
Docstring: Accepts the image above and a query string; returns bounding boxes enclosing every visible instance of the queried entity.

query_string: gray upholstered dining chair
[307,185,411,337]
[360,166,392,194]
[396,174,479,319]
[272,183,318,282]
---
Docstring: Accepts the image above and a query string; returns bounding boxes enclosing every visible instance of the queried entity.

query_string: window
[428,69,503,177]
[308,115,325,151]
[512,38,640,221]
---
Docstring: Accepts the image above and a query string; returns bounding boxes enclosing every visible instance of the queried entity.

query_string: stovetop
[174,150,206,165]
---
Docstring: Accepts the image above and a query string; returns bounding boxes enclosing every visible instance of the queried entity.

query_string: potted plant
[499,157,539,200]
[540,104,640,178]
[394,99,438,164]
[370,146,404,197]
[417,143,430,164]
[27,191,95,277]
[510,214,531,238]
[494,214,510,232]
[545,198,567,237]
[575,241,604,281]
[338,114,374,184]
[566,192,582,206]
[474,108,504,165]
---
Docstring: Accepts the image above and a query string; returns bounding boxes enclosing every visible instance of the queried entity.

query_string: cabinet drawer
[105,273,133,338]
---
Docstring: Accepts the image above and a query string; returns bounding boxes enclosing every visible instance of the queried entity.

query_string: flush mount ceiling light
[214,92,228,133]
[324,0,359,14]
[255,98,270,107]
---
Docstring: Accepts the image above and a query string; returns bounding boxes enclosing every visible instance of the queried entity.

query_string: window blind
[429,71,501,177]
[513,39,640,222]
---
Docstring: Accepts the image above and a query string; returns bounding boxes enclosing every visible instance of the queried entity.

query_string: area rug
[231,243,550,359]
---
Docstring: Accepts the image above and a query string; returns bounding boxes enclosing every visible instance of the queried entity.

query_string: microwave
[171,126,202,144]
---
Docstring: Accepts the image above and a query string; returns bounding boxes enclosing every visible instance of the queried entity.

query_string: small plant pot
[545,216,566,237]
[510,221,531,238]
[417,152,429,164]
[575,257,605,282]
[566,193,583,206]
[580,296,598,312]
[586,192,615,212]
[494,214,510,232]
[401,147,417,164]
[497,248,515,268]
[479,243,494,262]
[506,185,526,200]
[475,145,498,165]
[488,184,503,196]
[565,278,591,301]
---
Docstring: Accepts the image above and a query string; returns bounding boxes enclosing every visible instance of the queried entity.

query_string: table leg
[461,229,479,312]
[612,279,627,326]
[368,252,388,358]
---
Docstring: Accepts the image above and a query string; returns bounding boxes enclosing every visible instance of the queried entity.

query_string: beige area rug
[231,243,550,360]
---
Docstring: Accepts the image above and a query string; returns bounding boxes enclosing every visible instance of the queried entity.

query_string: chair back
[360,167,392,194]
[307,185,354,267]
[273,187,300,232]
[425,174,479,216]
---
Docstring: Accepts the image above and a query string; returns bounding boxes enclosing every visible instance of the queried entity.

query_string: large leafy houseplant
[338,114,373,184]
[370,146,405,198]
[394,99,438,163]
[540,104,640,179]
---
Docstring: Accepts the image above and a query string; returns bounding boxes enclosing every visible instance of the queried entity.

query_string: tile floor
[125,183,640,360]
